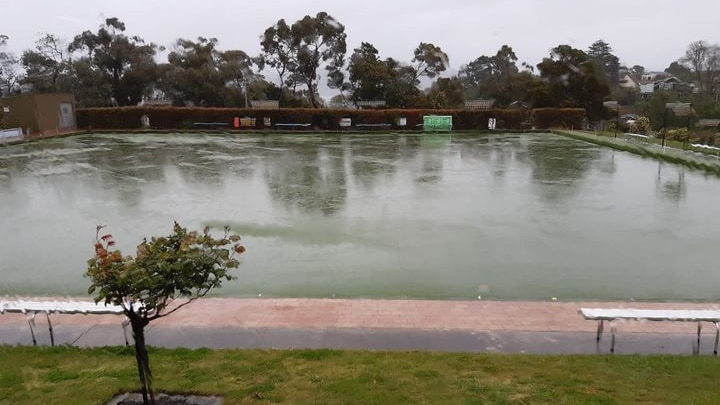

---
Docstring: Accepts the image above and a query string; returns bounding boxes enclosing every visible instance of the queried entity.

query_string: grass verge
[553,130,720,177]
[1,345,719,404]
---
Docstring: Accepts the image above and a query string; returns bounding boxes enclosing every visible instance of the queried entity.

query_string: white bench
[579,308,720,354]
[1,299,129,347]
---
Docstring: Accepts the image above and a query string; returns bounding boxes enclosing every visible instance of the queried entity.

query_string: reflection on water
[1,132,719,300]
[656,164,686,203]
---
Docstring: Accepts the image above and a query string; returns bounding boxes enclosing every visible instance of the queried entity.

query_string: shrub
[630,117,651,135]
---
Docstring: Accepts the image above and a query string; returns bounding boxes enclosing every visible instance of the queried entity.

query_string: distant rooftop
[464,99,495,110]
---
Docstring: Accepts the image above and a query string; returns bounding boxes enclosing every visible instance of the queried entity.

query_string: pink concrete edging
[3,298,720,335]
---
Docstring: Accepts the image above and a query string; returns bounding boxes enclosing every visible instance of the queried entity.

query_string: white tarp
[0,128,22,140]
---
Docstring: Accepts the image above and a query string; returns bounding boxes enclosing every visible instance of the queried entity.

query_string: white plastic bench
[579,308,720,354]
[1,299,129,347]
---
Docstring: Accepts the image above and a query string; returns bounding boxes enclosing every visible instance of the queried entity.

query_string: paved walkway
[2,298,719,354]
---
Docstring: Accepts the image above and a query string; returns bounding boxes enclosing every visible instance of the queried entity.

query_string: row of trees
[1,13,719,120]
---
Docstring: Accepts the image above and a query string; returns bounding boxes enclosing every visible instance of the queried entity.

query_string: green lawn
[1,346,719,404]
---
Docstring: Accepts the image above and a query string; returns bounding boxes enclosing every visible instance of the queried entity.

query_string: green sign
[423,115,452,132]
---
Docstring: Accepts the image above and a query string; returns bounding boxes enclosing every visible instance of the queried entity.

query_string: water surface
[1,132,718,300]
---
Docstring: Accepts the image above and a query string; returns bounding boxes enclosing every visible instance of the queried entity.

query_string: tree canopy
[5,13,720,120]
[412,42,448,81]
[260,12,346,108]
[458,45,523,106]
[679,40,720,98]
[0,35,21,96]
[535,44,610,119]
[69,18,158,106]
[587,40,620,87]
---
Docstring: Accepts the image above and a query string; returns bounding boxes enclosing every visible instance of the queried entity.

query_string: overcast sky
[2,0,718,83]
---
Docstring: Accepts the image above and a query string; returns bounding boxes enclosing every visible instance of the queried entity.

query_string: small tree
[86,222,245,405]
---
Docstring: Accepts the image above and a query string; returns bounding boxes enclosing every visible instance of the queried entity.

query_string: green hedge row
[76,107,585,131]
[531,108,586,130]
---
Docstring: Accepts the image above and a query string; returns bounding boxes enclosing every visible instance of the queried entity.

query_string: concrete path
[2,298,719,355]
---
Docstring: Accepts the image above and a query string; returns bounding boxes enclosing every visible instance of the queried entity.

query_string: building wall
[1,95,37,133]
[0,93,76,134]
[34,93,76,132]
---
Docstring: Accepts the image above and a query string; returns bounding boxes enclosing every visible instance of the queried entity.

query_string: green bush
[76,107,583,131]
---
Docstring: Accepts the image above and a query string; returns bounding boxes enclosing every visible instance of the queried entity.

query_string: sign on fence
[423,115,452,132]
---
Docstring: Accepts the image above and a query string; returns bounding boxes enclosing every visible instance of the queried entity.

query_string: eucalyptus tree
[535,44,610,119]
[458,45,520,105]
[290,12,346,108]
[412,42,449,81]
[383,58,422,108]
[346,42,392,104]
[260,12,346,108]
[21,34,73,93]
[159,37,226,106]
[219,49,255,107]
[427,77,465,108]
[344,42,426,108]
[259,19,296,103]
[69,18,158,106]
[0,35,21,96]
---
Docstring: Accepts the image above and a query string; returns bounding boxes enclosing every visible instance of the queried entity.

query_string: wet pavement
[2,298,719,355]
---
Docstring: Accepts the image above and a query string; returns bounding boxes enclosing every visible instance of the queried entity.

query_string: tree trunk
[130,316,155,405]
[306,79,319,108]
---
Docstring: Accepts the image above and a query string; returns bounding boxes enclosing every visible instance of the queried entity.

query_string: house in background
[0,93,76,136]
[637,72,693,98]
[464,99,495,110]
[618,74,639,89]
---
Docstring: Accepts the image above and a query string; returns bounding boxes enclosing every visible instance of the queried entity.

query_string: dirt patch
[107,393,223,405]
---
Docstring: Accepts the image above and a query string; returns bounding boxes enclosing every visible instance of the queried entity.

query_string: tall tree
[344,43,423,108]
[679,40,720,98]
[259,19,296,103]
[536,45,610,119]
[664,61,694,83]
[69,18,158,106]
[587,40,620,88]
[427,77,465,108]
[412,42,448,81]
[458,45,520,106]
[158,37,227,106]
[0,35,21,96]
[260,12,346,108]
[384,58,422,108]
[21,34,72,93]
[289,12,347,108]
[346,42,391,103]
[630,64,645,77]
[219,49,255,107]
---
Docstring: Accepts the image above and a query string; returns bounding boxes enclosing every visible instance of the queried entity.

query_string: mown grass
[1,345,719,404]
[553,130,720,177]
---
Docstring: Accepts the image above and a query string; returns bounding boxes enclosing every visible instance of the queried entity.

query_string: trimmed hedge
[76,106,585,131]
[532,108,586,130]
